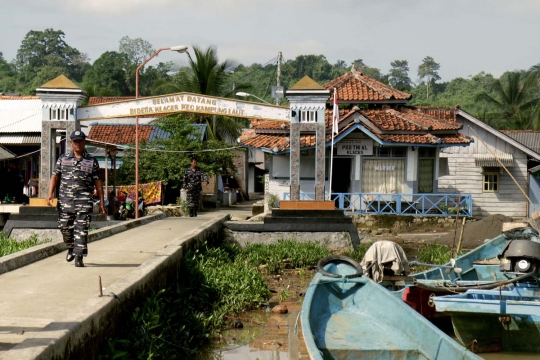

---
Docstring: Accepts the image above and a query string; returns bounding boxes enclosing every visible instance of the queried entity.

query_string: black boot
[66,248,75,262]
[189,209,194,217]
[194,210,197,217]
[75,255,85,267]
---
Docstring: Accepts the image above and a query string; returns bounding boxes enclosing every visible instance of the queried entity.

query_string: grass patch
[342,242,372,263]
[412,243,452,273]
[99,239,334,359]
[0,231,51,257]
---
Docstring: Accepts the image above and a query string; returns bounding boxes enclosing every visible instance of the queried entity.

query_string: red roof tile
[88,96,135,105]
[323,72,412,102]
[88,124,154,144]
[377,133,471,145]
[360,109,461,132]
[403,106,457,122]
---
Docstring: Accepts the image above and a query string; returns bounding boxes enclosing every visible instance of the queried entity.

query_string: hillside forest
[1,29,540,132]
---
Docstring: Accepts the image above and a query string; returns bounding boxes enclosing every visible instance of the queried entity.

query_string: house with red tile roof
[239,70,540,218]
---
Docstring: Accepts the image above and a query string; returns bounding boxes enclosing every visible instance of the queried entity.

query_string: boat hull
[302,261,481,360]
[433,285,540,353]
[451,314,540,353]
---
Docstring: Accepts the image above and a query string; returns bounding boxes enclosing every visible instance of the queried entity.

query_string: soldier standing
[183,156,209,217]
[46,130,105,267]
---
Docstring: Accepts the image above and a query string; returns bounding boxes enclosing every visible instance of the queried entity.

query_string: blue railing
[282,192,473,217]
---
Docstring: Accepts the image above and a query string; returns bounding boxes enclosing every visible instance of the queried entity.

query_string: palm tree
[155,45,250,140]
[476,71,540,129]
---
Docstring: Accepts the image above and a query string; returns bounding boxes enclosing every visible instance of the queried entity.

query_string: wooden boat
[431,238,540,353]
[301,256,481,359]
[389,228,538,318]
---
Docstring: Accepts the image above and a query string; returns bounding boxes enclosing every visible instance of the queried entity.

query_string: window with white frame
[299,110,317,123]
[483,171,499,192]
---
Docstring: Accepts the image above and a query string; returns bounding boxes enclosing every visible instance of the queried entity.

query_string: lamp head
[170,45,188,53]
[236,92,249,97]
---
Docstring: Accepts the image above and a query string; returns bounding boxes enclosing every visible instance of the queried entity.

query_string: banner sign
[78,93,290,122]
[336,139,373,155]
[117,181,162,205]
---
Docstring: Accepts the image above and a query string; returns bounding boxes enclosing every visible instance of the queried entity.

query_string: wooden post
[98,276,103,297]
[455,217,467,258]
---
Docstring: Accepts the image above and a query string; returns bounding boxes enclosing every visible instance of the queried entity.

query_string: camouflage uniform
[53,150,101,256]
[183,166,208,216]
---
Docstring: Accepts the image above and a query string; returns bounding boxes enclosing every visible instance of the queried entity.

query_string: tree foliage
[15,29,89,92]
[118,36,155,65]
[155,45,245,140]
[476,71,540,129]
[418,56,441,99]
[116,115,237,190]
[388,60,411,90]
[83,51,134,95]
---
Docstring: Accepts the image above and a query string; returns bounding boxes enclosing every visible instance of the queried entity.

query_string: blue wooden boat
[386,228,539,319]
[430,238,540,353]
[301,256,481,359]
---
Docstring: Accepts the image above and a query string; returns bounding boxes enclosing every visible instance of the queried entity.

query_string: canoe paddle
[408,258,463,274]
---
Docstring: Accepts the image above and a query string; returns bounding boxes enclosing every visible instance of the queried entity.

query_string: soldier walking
[183,156,209,217]
[47,130,105,267]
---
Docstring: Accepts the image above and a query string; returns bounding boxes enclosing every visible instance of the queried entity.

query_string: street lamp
[135,45,188,218]
[236,92,270,104]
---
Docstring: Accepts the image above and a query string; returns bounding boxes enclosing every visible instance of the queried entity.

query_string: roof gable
[40,75,81,90]
[289,76,325,90]
[323,71,412,103]
[457,109,540,160]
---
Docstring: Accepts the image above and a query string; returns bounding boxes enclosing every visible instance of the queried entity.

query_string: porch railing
[282,192,473,217]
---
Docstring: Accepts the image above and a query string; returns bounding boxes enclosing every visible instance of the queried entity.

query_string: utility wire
[87,138,244,153]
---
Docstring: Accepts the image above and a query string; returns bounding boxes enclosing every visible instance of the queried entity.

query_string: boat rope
[414,267,537,293]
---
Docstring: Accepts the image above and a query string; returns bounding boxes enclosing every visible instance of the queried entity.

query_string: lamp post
[235,92,270,104]
[135,45,188,218]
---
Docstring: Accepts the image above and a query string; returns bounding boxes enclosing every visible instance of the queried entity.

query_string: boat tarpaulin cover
[360,240,410,283]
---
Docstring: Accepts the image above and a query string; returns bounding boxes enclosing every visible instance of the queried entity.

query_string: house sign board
[77,92,290,122]
[337,139,373,155]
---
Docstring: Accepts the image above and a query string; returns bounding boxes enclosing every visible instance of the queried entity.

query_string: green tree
[418,56,441,99]
[0,52,16,93]
[388,60,411,90]
[83,51,134,95]
[476,71,540,129]
[15,29,89,92]
[116,115,236,191]
[155,45,245,140]
[118,36,155,65]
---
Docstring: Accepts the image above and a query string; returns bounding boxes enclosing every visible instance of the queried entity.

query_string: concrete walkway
[0,202,254,359]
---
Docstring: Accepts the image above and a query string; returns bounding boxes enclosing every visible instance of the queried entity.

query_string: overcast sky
[1,0,539,83]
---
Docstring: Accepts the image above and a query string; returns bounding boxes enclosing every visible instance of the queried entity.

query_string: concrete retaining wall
[4,214,228,360]
[224,228,353,251]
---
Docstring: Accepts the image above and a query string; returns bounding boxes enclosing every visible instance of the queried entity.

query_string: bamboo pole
[455,217,467,258]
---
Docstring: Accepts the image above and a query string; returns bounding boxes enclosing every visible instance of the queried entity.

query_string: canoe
[301,256,481,360]
[388,228,539,318]
[430,238,540,353]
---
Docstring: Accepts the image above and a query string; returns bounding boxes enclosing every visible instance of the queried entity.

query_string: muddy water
[203,271,538,360]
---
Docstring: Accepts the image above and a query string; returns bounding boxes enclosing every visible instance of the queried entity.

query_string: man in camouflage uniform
[47,130,105,267]
[183,156,209,217]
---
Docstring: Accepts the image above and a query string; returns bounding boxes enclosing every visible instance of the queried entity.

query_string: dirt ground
[436,214,513,249]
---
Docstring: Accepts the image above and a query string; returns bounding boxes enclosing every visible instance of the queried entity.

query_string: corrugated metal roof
[500,131,540,153]
[148,123,207,142]
[0,134,41,144]
[474,153,514,167]
[0,144,15,160]
[0,99,42,133]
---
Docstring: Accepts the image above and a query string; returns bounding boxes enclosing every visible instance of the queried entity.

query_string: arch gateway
[37,74,327,206]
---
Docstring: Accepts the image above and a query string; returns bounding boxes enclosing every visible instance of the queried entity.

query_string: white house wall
[439,118,528,218]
